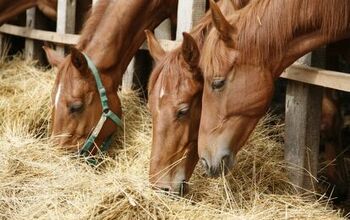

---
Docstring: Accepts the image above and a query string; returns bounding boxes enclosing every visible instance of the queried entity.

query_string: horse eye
[176,105,190,119]
[68,102,84,114]
[211,78,226,91]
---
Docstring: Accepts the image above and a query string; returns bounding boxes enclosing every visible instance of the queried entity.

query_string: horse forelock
[201,30,235,78]
[149,48,201,105]
[53,57,83,103]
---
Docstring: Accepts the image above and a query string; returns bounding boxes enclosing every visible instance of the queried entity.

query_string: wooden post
[285,82,322,191]
[0,34,7,58]
[25,8,51,62]
[285,53,323,192]
[56,0,77,55]
[25,8,37,60]
[155,19,172,40]
[123,58,135,90]
[176,0,206,40]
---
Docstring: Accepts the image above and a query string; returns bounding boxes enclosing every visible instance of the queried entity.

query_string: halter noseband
[78,53,123,160]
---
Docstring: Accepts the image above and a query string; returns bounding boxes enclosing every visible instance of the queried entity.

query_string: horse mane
[235,0,350,64]
[148,51,188,96]
[76,0,111,50]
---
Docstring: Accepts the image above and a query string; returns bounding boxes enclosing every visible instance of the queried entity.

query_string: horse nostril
[160,187,170,192]
[221,154,231,167]
[200,157,209,170]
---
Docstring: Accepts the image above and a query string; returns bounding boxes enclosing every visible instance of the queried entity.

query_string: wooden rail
[0,24,79,45]
[1,23,349,91]
[0,24,180,50]
[283,64,350,92]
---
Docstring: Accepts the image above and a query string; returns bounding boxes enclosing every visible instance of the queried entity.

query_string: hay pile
[0,55,345,219]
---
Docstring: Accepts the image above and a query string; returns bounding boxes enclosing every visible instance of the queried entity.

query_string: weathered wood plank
[25,7,51,63]
[282,64,350,92]
[56,0,77,54]
[155,19,172,40]
[24,8,35,59]
[25,8,41,60]
[176,0,206,40]
[3,22,350,93]
[0,24,79,45]
[284,81,322,191]
[0,33,9,58]
[0,24,182,49]
[285,53,322,192]
[123,58,135,90]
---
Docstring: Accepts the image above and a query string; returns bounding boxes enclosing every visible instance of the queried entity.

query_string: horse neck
[236,0,350,76]
[0,0,37,25]
[78,0,178,85]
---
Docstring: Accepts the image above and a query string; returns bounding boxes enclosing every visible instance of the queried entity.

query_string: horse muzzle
[154,180,189,197]
[200,153,234,178]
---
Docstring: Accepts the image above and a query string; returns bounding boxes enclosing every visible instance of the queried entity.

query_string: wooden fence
[1,0,349,192]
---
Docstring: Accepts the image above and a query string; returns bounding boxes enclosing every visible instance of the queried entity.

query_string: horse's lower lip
[51,133,86,144]
[57,137,87,151]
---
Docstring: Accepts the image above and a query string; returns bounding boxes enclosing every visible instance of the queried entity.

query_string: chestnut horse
[146,0,236,195]
[0,0,57,25]
[148,0,348,199]
[43,0,178,153]
[198,0,350,183]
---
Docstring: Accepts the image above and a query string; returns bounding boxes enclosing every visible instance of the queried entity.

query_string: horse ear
[145,29,166,62]
[70,47,88,74]
[210,0,236,46]
[182,32,200,68]
[230,0,250,10]
[43,46,64,67]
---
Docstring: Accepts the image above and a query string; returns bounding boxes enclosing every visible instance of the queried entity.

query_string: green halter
[79,52,123,161]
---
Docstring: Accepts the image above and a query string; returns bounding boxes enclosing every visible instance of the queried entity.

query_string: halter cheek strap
[78,53,123,162]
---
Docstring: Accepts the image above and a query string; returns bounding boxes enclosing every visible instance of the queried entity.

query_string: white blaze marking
[55,84,62,109]
[157,87,165,113]
[160,86,165,99]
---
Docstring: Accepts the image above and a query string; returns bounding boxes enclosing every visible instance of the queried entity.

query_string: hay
[0,55,346,219]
